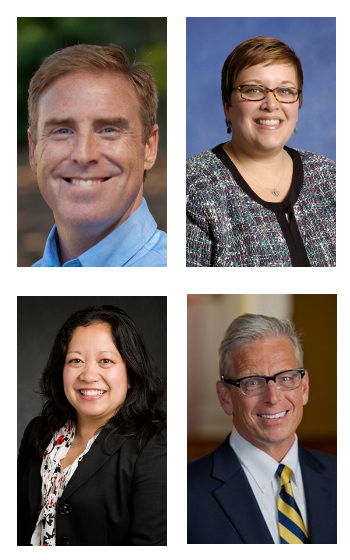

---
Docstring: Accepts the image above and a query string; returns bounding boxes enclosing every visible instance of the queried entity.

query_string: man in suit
[187,313,337,544]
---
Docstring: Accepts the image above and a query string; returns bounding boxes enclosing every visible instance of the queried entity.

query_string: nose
[260,90,278,111]
[79,362,100,383]
[262,379,281,403]
[71,131,100,166]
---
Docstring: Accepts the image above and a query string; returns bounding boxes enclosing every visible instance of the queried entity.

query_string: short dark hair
[35,304,165,453]
[221,36,304,109]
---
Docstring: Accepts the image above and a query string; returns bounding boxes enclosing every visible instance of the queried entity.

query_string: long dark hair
[34,305,166,453]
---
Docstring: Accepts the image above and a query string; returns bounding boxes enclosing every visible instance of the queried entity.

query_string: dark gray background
[17,296,167,452]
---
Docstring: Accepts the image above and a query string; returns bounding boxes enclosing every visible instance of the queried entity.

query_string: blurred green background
[17,17,167,266]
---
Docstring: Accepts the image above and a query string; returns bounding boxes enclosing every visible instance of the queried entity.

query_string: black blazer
[187,436,337,544]
[18,418,166,546]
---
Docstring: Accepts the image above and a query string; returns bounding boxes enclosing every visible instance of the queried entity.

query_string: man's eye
[244,377,260,387]
[54,128,71,134]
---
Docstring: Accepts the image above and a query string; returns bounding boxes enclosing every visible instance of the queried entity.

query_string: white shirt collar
[229,429,299,492]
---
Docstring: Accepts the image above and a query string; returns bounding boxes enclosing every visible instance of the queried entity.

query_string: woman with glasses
[186,36,335,267]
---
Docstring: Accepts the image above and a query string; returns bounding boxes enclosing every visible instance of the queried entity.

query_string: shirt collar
[229,429,299,492]
[38,198,157,267]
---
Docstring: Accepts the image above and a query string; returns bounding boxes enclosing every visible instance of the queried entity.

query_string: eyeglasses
[231,84,302,104]
[221,369,305,397]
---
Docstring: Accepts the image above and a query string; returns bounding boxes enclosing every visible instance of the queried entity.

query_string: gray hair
[219,313,303,379]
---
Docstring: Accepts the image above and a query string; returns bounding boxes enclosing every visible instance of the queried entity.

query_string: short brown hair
[221,36,303,108]
[28,43,158,143]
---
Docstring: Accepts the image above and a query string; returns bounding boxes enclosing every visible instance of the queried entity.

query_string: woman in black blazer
[18,305,166,546]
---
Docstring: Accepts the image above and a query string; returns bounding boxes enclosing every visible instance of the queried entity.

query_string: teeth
[259,411,286,419]
[258,119,280,125]
[80,390,106,395]
[70,178,105,186]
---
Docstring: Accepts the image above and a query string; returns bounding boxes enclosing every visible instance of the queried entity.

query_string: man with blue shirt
[187,314,337,544]
[27,44,166,267]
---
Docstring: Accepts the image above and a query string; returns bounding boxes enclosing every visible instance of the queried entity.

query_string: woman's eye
[69,358,82,364]
[101,358,113,364]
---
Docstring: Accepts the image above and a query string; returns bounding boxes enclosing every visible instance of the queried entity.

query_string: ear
[144,124,159,171]
[222,100,231,124]
[28,128,37,173]
[301,369,309,406]
[216,380,234,416]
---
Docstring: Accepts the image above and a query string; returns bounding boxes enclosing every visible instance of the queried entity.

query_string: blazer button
[58,536,70,545]
[59,503,70,515]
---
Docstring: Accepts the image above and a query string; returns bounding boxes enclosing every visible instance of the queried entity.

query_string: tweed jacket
[18,417,167,546]
[186,145,336,267]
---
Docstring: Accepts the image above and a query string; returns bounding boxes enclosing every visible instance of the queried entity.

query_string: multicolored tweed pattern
[186,148,335,267]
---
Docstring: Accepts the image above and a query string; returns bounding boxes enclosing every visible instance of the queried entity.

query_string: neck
[55,193,143,264]
[75,416,109,443]
[229,138,285,166]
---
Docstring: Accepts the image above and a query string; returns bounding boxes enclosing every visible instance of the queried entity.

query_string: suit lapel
[60,429,127,502]
[212,439,274,544]
[299,447,336,543]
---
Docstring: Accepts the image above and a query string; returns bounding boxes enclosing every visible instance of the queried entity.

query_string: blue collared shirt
[32,198,167,267]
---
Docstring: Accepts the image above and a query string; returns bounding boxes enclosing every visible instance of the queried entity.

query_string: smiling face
[216,336,309,461]
[63,322,129,429]
[28,71,158,236]
[223,63,299,158]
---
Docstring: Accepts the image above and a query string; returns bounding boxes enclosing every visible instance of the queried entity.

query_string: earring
[293,127,298,135]
[226,121,232,134]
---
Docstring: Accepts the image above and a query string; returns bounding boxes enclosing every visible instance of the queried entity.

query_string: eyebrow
[42,116,131,131]
[244,80,297,86]
[66,350,120,356]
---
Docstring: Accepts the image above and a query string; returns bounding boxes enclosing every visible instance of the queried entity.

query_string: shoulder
[104,428,166,460]
[18,417,43,466]
[142,229,167,266]
[187,148,229,193]
[19,416,42,444]
[188,438,234,484]
[130,430,167,477]
[187,149,219,173]
[293,148,336,170]
[138,429,167,457]
[299,446,337,475]
[188,453,215,495]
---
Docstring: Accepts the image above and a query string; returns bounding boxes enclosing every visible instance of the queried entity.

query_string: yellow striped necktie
[276,464,309,544]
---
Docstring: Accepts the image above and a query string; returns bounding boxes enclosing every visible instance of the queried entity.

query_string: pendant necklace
[230,144,286,197]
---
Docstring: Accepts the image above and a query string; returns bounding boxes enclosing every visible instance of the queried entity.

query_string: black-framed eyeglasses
[231,84,302,104]
[221,369,305,397]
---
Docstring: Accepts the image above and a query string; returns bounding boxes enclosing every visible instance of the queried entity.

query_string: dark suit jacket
[18,418,166,546]
[188,436,336,544]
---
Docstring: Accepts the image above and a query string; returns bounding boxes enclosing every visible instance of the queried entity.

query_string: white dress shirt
[229,429,308,543]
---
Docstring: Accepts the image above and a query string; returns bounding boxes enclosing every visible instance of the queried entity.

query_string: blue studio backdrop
[186,17,336,161]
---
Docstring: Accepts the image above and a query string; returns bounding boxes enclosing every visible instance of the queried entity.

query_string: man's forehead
[36,70,140,127]
[230,336,297,372]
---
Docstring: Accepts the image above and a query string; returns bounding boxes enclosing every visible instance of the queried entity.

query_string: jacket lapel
[60,429,127,502]
[299,447,336,543]
[212,438,274,544]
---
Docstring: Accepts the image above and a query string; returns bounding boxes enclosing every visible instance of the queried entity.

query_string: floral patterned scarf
[30,422,97,546]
